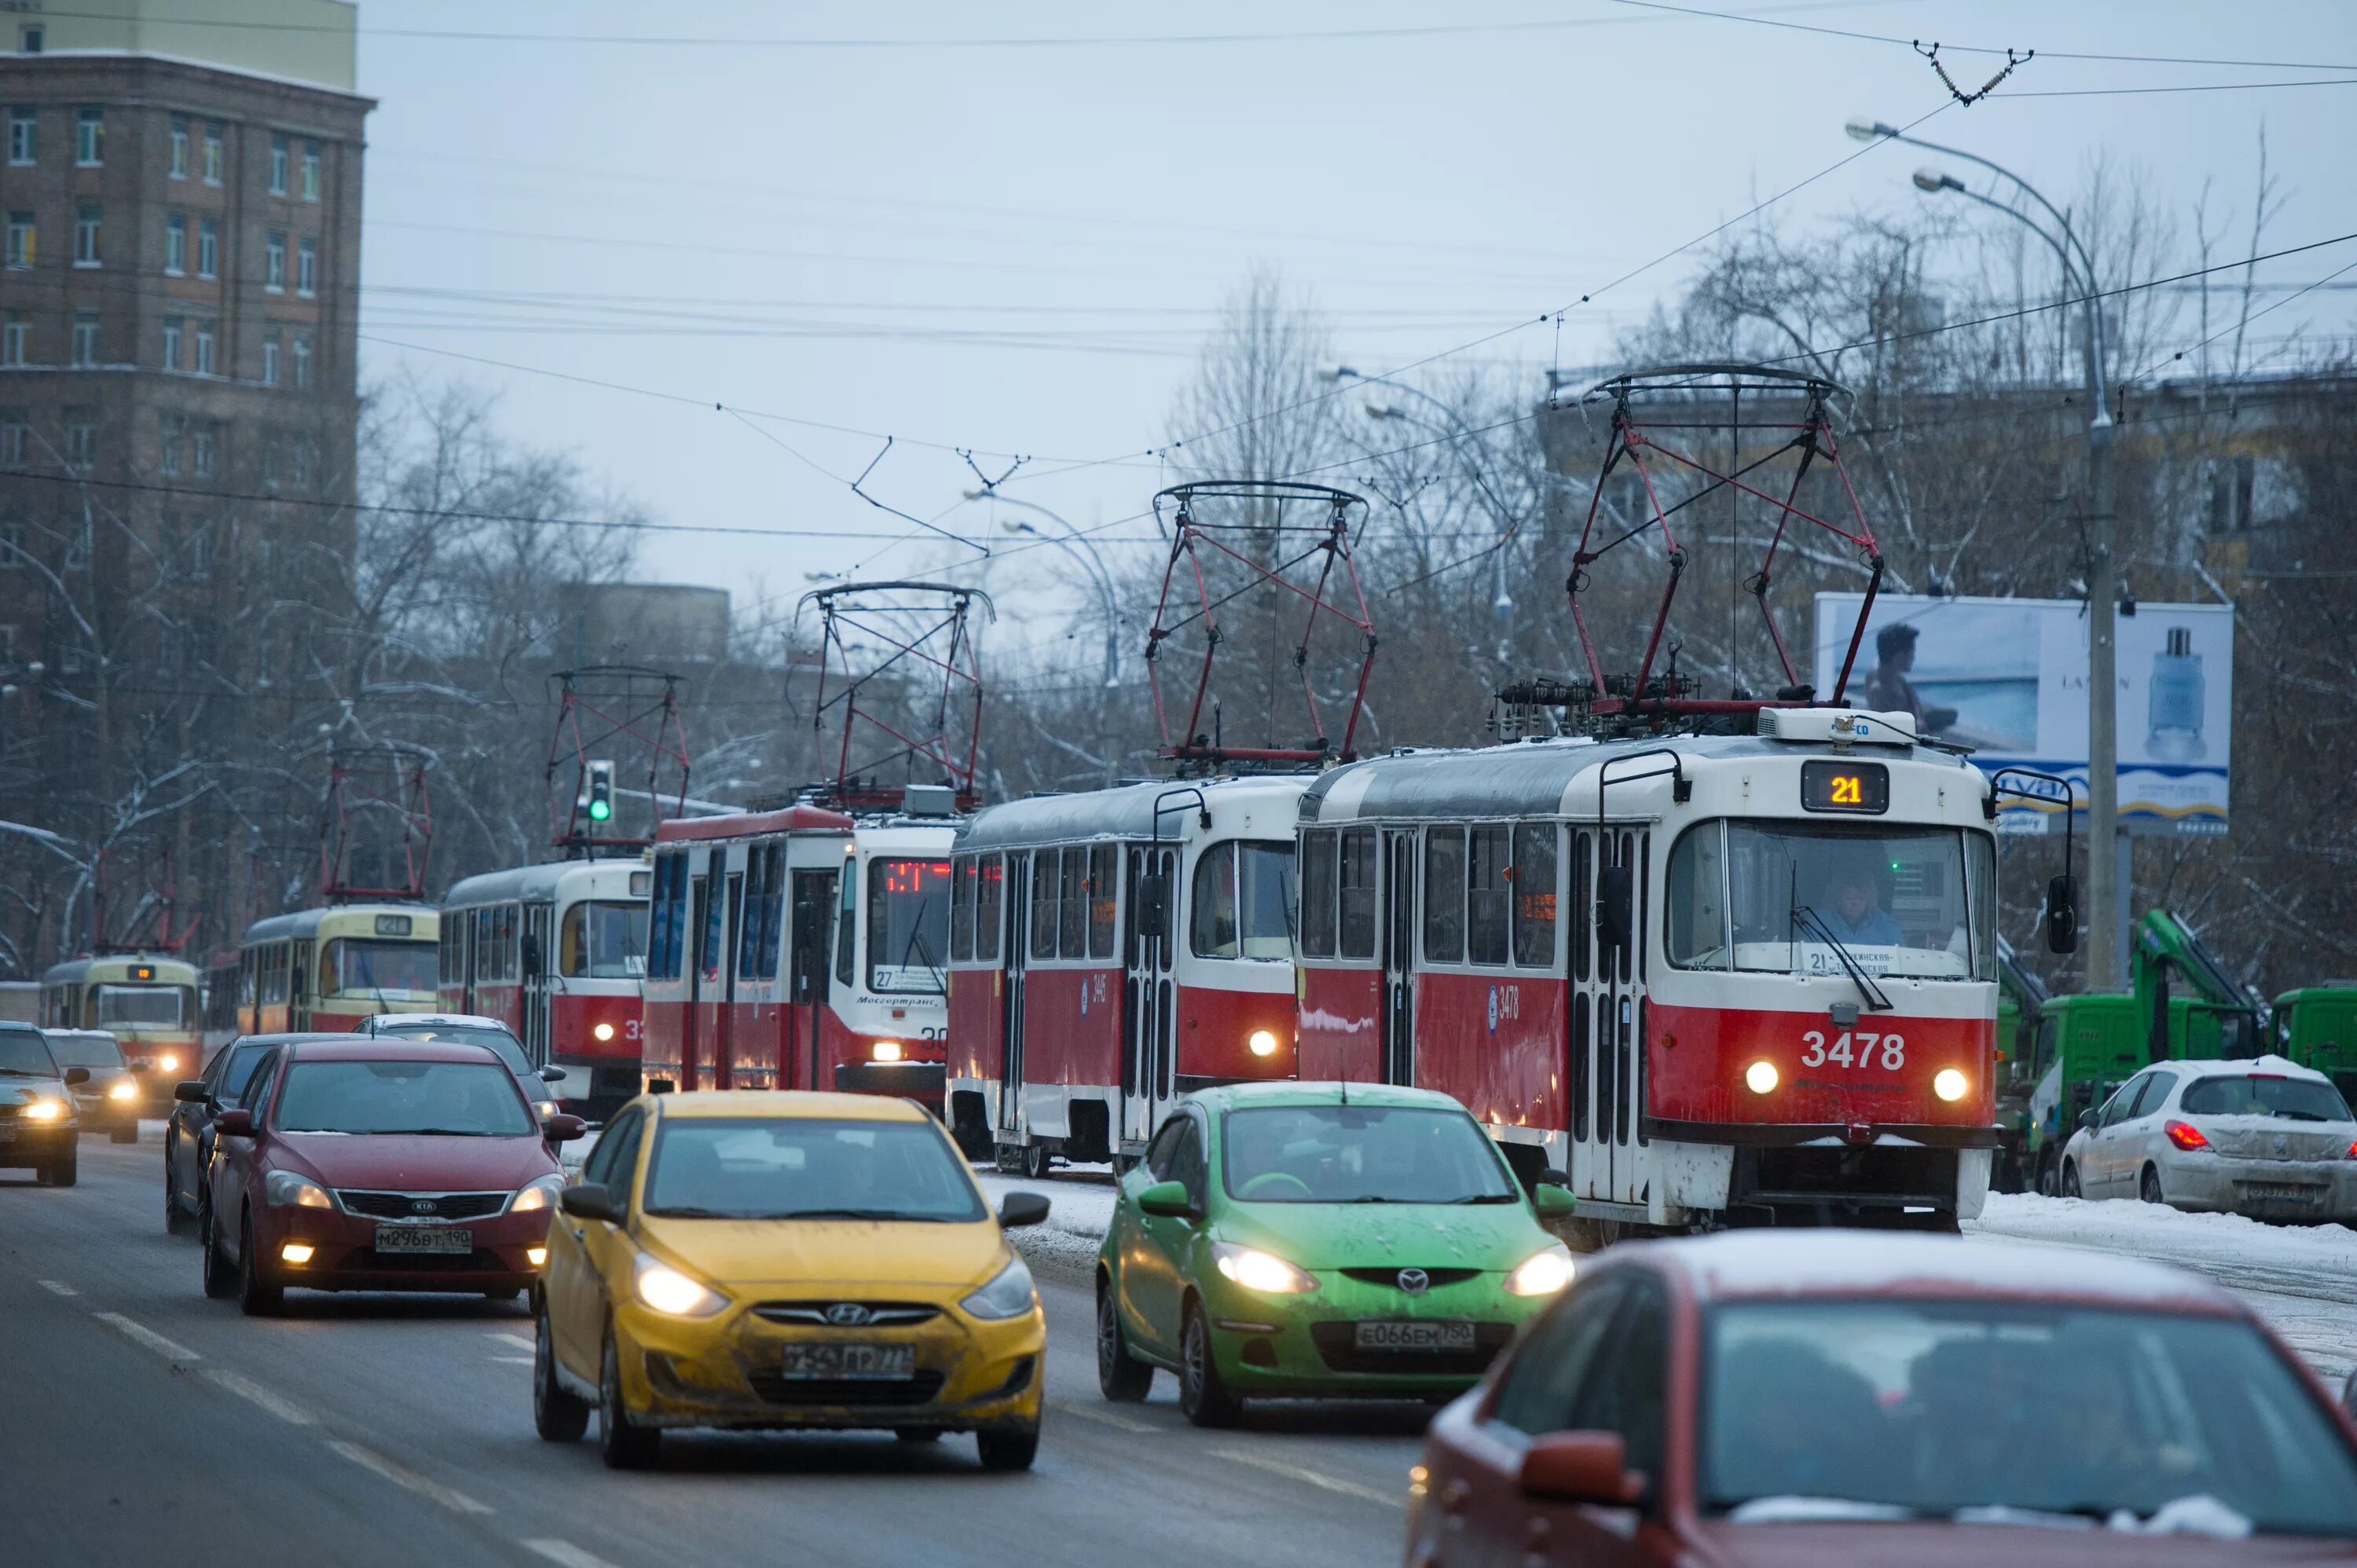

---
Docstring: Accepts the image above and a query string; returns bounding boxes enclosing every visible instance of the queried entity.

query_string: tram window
[1965,830,1998,982]
[1571,832,1592,982]
[976,854,1003,965]
[1190,841,1296,962]
[834,862,856,987]
[868,858,951,994]
[1299,830,1338,959]
[564,900,650,980]
[1088,844,1118,960]
[736,844,771,980]
[259,945,287,1005]
[759,845,786,978]
[647,852,686,981]
[1030,852,1058,960]
[951,855,975,963]
[1468,826,1511,966]
[1058,847,1087,959]
[1423,827,1466,965]
[321,937,438,996]
[93,984,183,1029]
[1512,823,1558,968]
[1666,824,1732,969]
[1338,828,1377,961]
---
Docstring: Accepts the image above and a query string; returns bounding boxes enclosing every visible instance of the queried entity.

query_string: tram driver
[1808,855,1904,947]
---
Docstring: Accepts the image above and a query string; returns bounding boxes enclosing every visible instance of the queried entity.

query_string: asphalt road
[1,1134,1423,1568]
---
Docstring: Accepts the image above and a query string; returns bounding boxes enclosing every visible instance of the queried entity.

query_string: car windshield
[323,939,438,995]
[2180,1074,2353,1123]
[0,1029,60,1077]
[45,1035,123,1071]
[1191,841,1296,961]
[94,984,185,1028]
[378,1024,530,1078]
[1699,1299,2357,1536]
[640,1117,985,1222]
[1220,1105,1519,1204]
[273,1060,534,1136]
[867,859,951,994]
[1667,821,1995,981]
[560,899,647,980]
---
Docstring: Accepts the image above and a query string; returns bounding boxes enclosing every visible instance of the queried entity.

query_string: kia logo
[409,1200,438,1214]
[824,1303,871,1327]
[1397,1268,1430,1295]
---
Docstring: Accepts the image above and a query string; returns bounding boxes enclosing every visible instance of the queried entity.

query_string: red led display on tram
[880,860,954,896]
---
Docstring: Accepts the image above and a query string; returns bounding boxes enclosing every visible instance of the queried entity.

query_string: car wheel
[2141,1166,2165,1206]
[975,1423,1039,1472]
[237,1211,282,1316]
[1178,1299,1240,1429]
[2061,1160,2082,1200]
[532,1298,591,1442]
[2036,1152,2059,1198]
[165,1146,189,1235]
[200,1193,236,1299]
[1021,1141,1052,1181]
[1095,1277,1153,1402]
[599,1328,661,1470]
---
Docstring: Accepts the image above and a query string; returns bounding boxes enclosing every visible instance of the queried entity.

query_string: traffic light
[586,760,614,823]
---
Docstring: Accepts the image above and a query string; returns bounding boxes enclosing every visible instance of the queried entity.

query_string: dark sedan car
[200,1038,583,1314]
[46,1029,141,1142]
[165,1035,316,1235]
[0,1024,90,1185]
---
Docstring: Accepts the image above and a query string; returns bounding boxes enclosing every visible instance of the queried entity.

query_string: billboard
[1811,592,2233,837]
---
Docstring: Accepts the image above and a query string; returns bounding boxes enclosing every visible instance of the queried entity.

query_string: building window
[161,416,183,475]
[19,25,42,54]
[197,218,218,279]
[64,419,95,474]
[291,437,311,486]
[262,331,280,386]
[165,213,187,275]
[163,316,183,371]
[6,109,31,166]
[194,322,215,376]
[3,211,29,269]
[71,312,97,367]
[75,108,101,167]
[262,434,280,489]
[0,522,20,570]
[73,207,101,267]
[0,313,24,367]
[269,134,288,194]
[202,122,222,185]
[291,334,311,390]
[296,237,317,297]
[170,115,189,178]
[66,516,91,570]
[0,414,24,467]
[265,232,285,292]
[186,522,211,579]
[192,423,214,476]
[301,141,321,201]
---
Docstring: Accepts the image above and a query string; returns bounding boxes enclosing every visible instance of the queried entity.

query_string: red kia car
[199,1038,584,1315]
[1408,1231,2357,1565]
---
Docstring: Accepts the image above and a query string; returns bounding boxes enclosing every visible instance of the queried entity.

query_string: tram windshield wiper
[1791,906,1894,1013]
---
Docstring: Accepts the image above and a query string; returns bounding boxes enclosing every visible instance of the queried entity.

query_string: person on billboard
[1862,621,1959,736]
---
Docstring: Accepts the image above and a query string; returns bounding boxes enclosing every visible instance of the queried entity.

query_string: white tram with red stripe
[1293,707,2001,1229]
[946,777,1306,1175]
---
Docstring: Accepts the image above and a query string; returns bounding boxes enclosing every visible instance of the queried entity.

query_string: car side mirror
[1596,865,1633,951]
[1517,1431,1646,1507]
[998,1192,1050,1229]
[543,1113,588,1144]
[1136,873,1169,940]
[2046,874,2079,956]
[62,1066,90,1086]
[174,1079,208,1104]
[559,1182,621,1223]
[1137,1178,1193,1218]
[2077,1108,2100,1132]
[539,1065,569,1083]
[1532,1182,1578,1218]
[214,1108,255,1138]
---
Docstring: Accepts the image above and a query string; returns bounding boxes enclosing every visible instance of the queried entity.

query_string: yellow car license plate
[780,1343,916,1380]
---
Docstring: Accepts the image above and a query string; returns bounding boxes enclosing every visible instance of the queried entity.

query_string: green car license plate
[781,1343,916,1380]
[1354,1320,1475,1353]
[375,1225,473,1255]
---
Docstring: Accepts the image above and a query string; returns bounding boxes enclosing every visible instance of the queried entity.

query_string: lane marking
[93,1311,203,1364]
[1052,1398,1156,1434]
[328,1439,495,1516]
[202,1368,317,1426]
[36,1278,77,1296]
[1209,1447,1406,1509]
[522,1541,625,1568]
[487,1332,537,1353]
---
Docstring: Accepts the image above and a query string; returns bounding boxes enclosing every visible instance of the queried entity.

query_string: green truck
[2271,984,2357,1103]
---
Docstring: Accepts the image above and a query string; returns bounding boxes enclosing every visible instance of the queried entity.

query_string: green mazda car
[1094,1081,1577,1425]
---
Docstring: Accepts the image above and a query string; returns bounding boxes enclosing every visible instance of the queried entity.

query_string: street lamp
[967,490,1124,786]
[1853,115,2124,989]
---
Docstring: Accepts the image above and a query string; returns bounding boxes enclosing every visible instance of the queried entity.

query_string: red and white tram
[946,776,1306,1175]
[438,859,650,1117]
[638,806,955,1108]
[1294,708,2001,1229]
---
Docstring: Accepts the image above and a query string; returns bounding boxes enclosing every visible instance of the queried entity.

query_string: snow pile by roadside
[976,1171,1116,1284]
[1969,1192,2357,1283]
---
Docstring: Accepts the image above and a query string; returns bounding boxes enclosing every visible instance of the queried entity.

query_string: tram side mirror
[2045,874,2080,956]
[522,934,545,980]
[1596,866,1633,951]
[1136,872,1170,940]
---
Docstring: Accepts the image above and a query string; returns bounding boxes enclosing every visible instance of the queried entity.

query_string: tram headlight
[1248,1029,1280,1058]
[872,1040,904,1063]
[1743,1059,1779,1095]
[592,1022,615,1042]
[156,1053,181,1074]
[1933,1068,1970,1103]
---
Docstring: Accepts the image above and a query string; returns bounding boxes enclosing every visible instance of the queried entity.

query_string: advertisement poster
[1811,592,2233,836]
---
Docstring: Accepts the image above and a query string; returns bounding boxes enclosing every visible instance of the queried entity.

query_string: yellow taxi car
[532,1090,1050,1471]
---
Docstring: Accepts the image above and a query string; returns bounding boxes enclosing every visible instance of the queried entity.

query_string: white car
[357,1012,567,1120]
[2060,1054,2357,1222]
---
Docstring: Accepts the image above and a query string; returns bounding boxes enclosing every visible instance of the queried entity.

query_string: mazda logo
[1396,1268,1430,1295]
[824,1302,871,1327]
[409,1200,438,1214]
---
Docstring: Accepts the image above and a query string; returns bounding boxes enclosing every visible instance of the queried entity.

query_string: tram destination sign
[1811,592,2233,837]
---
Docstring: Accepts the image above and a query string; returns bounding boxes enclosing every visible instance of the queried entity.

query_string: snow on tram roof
[1634,1229,2234,1313]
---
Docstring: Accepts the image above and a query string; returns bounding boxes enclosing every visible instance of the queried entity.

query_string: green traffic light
[588,799,611,822]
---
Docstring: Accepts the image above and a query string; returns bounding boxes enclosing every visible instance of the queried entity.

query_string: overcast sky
[354,1,2357,661]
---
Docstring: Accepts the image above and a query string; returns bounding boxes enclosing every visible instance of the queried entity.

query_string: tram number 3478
[1799,1030,1905,1071]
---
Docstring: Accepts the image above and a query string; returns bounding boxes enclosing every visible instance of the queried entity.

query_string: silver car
[2061,1056,2357,1222]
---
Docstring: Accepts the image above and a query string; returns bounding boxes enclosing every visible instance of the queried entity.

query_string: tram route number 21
[1800,1030,1904,1070]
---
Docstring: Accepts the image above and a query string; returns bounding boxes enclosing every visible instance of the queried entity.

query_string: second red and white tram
[947,776,1306,1174]
[438,859,651,1116]
[1294,709,2001,1228]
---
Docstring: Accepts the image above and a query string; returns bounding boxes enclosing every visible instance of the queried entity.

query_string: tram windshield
[559,899,647,979]
[867,859,951,994]
[1666,821,1996,980]
[321,938,440,996]
[93,983,187,1029]
[1192,841,1296,961]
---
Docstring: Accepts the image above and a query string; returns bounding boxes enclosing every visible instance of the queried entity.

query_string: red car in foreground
[200,1038,584,1315]
[1409,1231,2357,1566]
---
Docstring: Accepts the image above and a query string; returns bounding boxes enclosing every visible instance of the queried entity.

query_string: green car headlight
[1505,1243,1576,1297]
[1211,1241,1319,1296]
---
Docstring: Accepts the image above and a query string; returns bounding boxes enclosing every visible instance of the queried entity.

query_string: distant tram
[236,904,441,1035]
[947,776,1305,1175]
[1293,709,2003,1229]
[39,954,203,1079]
[439,859,650,1116]
[639,805,955,1108]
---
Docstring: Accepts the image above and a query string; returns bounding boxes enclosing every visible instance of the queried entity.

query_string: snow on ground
[976,1169,1117,1286]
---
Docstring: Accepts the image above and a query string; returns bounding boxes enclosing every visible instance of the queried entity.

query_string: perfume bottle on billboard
[2146,626,2205,761]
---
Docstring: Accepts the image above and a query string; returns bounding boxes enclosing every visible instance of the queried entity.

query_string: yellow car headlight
[22,1098,65,1122]
[632,1251,729,1317]
[1211,1241,1319,1295]
[1505,1243,1576,1297]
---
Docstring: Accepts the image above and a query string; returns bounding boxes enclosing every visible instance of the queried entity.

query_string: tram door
[684,859,711,1088]
[1380,830,1417,1086]
[290,939,314,1031]
[786,868,836,1092]
[1121,845,1178,1147]
[521,902,552,1068]
[716,871,743,1088]
[998,852,1030,1138]
[1568,826,1648,1207]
